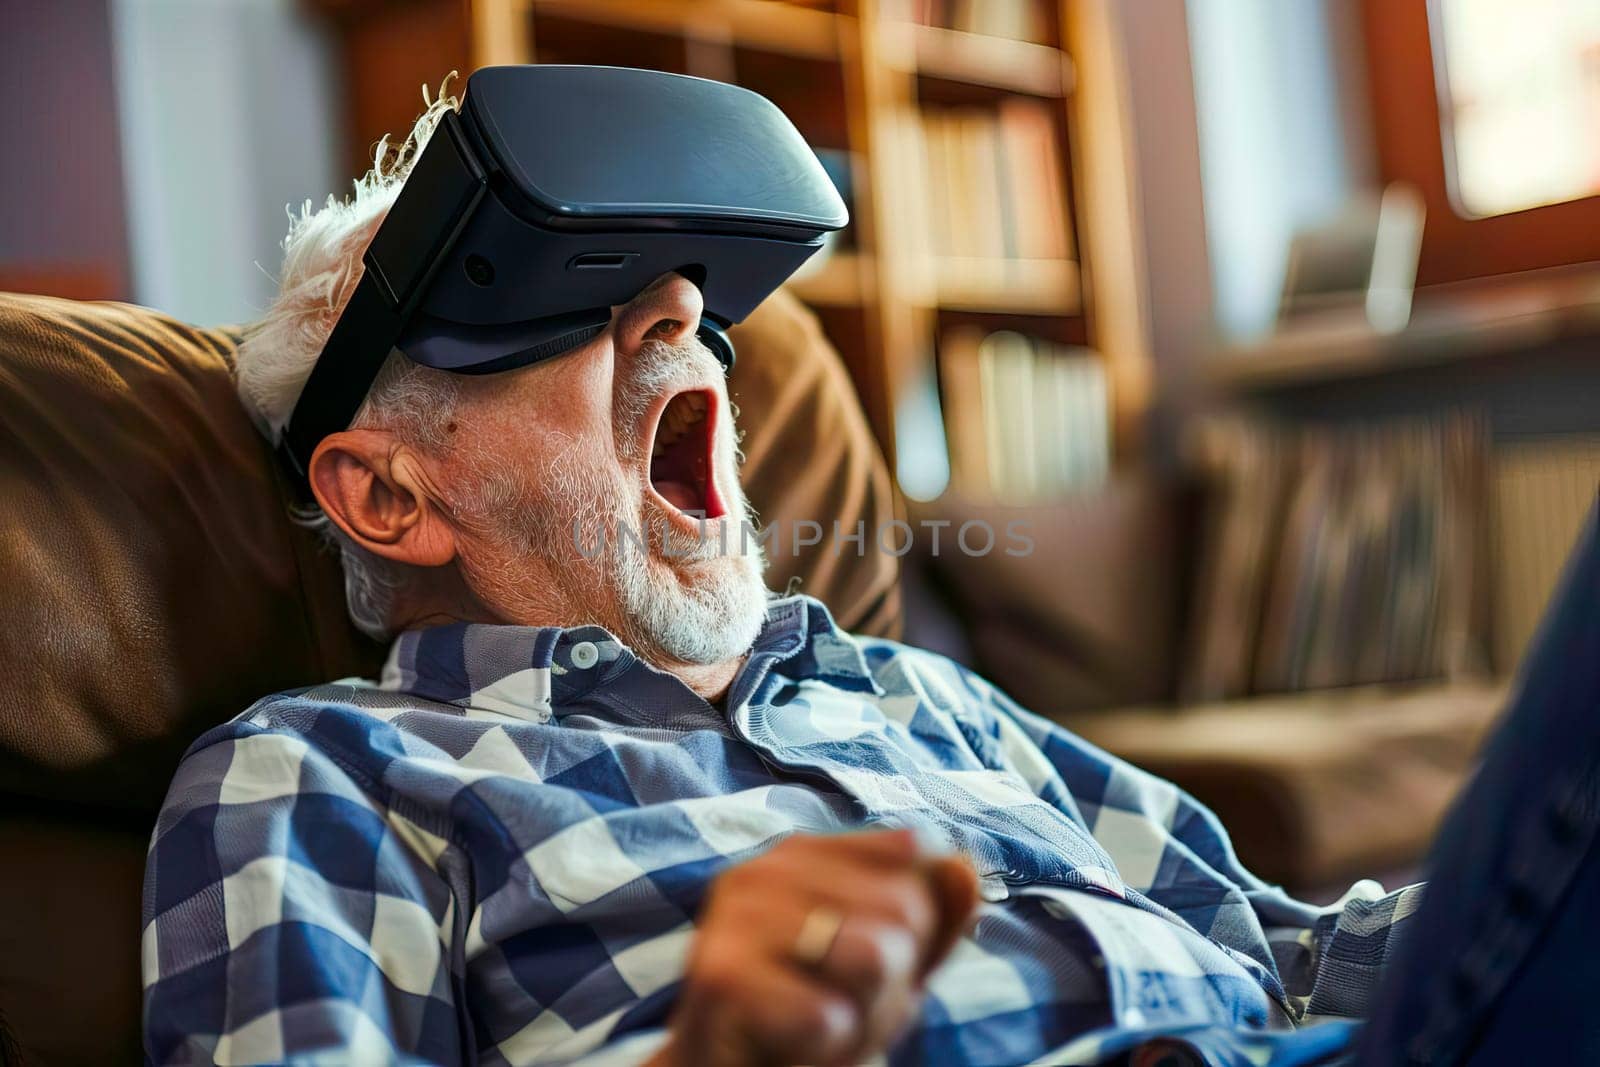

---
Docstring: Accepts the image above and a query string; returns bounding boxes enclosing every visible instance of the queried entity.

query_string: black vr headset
[278,64,849,487]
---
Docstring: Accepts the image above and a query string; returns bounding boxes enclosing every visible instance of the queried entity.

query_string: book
[938,329,1110,503]
[893,0,1050,44]
[916,104,1073,270]
[1222,415,1490,698]
[996,98,1071,260]
[936,326,990,495]
[979,330,1036,499]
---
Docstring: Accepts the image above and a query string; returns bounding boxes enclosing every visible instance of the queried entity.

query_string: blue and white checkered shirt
[142,595,1415,1065]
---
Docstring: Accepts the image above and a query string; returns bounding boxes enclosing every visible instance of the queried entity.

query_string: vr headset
[278,64,849,487]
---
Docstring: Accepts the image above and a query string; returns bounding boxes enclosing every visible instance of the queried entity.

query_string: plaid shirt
[142,595,1416,1065]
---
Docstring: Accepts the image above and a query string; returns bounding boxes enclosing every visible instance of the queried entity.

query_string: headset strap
[278,110,488,488]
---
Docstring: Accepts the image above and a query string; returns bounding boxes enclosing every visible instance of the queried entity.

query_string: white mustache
[616,334,725,459]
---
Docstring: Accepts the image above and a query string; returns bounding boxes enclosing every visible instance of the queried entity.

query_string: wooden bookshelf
[932,258,1081,314]
[530,0,843,61]
[882,23,1073,97]
[789,251,875,307]
[316,0,1153,474]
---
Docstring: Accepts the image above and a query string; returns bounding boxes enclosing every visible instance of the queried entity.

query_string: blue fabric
[142,595,1410,1065]
[1358,503,1600,1065]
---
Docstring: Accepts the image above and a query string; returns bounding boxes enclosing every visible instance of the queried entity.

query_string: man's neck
[662,656,743,706]
[395,594,746,706]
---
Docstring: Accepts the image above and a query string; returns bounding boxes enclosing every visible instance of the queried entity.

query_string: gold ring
[792,906,846,967]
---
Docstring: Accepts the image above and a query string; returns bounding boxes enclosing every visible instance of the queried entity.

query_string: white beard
[613,513,769,665]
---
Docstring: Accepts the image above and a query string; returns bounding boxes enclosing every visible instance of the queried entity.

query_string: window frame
[1360,0,1600,286]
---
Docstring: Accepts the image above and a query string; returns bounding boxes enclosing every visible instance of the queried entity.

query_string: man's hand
[652,828,980,1067]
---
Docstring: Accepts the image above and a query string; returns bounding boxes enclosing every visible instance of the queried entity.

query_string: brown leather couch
[0,288,901,1065]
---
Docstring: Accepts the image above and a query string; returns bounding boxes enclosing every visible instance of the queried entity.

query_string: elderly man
[140,79,1472,1067]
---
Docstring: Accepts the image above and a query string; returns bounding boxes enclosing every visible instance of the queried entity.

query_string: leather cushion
[0,293,372,815]
[0,813,148,1065]
[729,292,902,640]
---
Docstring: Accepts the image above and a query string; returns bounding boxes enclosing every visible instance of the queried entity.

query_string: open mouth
[647,388,726,520]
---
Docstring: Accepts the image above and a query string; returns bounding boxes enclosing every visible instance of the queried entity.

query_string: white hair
[234,77,464,640]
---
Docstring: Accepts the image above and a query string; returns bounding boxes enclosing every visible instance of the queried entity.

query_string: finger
[765,887,930,1060]
[677,952,860,1067]
[720,873,937,1009]
[708,831,969,1002]
[784,864,941,941]
[764,855,969,979]
[815,915,924,1056]
[917,854,981,979]
[737,855,954,979]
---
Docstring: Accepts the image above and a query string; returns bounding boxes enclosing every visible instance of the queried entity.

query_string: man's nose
[611,272,705,358]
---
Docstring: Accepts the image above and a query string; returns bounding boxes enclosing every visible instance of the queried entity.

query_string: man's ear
[308,429,457,568]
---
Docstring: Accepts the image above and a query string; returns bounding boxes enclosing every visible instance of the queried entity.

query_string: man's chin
[622,548,770,668]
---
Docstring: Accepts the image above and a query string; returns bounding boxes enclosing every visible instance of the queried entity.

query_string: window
[1432,0,1600,218]
[1361,0,1600,285]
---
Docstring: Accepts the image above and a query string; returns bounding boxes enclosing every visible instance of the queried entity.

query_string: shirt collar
[378,593,883,723]
[762,595,885,696]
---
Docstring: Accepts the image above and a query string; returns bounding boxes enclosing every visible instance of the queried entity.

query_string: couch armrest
[1063,680,1510,888]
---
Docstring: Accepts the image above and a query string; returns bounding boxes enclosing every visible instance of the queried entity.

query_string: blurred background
[5,0,1600,894]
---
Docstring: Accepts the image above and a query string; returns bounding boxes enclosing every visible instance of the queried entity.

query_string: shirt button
[570,641,600,669]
